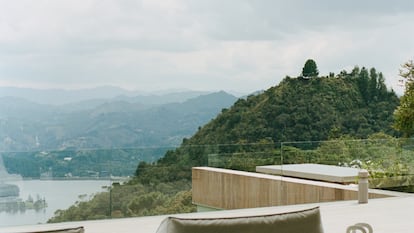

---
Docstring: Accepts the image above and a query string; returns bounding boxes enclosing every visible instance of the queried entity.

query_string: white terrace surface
[256,163,360,183]
[1,195,414,233]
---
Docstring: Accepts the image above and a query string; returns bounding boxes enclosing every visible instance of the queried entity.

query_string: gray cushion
[156,207,323,233]
[25,226,84,233]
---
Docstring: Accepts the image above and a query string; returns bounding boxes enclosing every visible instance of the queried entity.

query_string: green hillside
[135,66,400,184]
[189,67,398,145]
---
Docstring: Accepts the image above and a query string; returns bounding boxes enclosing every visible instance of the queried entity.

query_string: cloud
[0,0,413,93]
[185,0,414,41]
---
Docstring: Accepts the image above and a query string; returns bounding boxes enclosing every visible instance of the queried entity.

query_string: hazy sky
[1,0,413,94]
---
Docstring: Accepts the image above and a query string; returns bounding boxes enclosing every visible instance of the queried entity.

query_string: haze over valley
[0,88,238,152]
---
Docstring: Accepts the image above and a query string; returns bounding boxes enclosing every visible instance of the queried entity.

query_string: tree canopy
[394,60,414,137]
[302,59,319,77]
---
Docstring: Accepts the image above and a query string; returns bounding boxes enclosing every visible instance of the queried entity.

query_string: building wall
[192,167,394,210]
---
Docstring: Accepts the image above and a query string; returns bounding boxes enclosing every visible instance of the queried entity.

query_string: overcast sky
[1,0,413,95]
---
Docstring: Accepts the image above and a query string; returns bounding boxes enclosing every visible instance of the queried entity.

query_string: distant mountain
[0,86,211,106]
[0,91,238,152]
[0,97,59,120]
[0,86,129,105]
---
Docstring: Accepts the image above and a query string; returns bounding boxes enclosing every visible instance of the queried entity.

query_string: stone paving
[1,195,413,233]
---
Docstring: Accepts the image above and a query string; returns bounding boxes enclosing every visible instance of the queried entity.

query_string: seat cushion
[156,207,323,233]
[24,226,84,233]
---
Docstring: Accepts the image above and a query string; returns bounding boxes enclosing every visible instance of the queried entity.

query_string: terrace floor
[1,194,414,233]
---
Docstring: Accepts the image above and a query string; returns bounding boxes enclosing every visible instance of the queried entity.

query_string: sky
[0,0,413,95]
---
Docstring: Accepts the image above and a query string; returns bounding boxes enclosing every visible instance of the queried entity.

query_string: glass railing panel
[206,143,280,171]
[2,139,414,228]
[368,138,414,193]
[280,139,414,204]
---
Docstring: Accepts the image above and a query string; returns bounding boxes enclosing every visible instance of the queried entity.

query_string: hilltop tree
[394,60,414,137]
[302,59,319,77]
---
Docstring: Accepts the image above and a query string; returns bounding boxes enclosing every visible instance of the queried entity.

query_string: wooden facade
[192,167,394,210]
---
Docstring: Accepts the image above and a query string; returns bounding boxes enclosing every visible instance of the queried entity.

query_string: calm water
[0,180,110,227]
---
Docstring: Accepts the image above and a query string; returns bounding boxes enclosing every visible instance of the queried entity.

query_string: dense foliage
[48,65,403,222]
[394,60,414,137]
[302,59,319,77]
[189,66,398,145]
[48,180,194,222]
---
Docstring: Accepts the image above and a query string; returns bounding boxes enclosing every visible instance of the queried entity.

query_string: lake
[0,179,110,227]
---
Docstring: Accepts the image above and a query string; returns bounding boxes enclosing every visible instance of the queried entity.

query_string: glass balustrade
[1,138,413,228]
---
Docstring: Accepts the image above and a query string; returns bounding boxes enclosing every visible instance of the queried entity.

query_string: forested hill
[186,67,399,146]
[134,66,400,184]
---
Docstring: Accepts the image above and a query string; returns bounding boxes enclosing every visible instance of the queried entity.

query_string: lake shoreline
[21,176,131,182]
[0,180,110,227]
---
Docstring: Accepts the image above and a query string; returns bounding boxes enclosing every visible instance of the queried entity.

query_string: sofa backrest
[17,226,84,233]
[156,207,324,233]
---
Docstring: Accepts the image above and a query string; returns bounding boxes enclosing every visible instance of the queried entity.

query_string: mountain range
[0,89,238,152]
